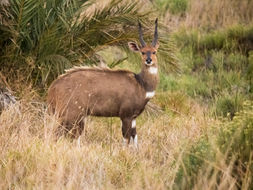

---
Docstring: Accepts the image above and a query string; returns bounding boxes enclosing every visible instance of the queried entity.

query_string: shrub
[218,100,253,188]
[174,137,213,189]
[174,100,253,189]
[215,96,238,119]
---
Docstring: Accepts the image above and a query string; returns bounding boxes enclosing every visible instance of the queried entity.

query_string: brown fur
[47,20,159,143]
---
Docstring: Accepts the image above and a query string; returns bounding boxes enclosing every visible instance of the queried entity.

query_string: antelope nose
[146,58,152,64]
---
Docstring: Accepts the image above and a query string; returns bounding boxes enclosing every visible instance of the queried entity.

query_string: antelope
[47,19,159,147]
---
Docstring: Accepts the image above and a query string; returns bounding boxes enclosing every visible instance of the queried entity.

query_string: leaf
[108,57,128,68]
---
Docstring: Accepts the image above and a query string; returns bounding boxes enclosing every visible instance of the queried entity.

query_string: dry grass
[186,0,253,29]
[0,90,215,189]
[0,87,252,190]
[163,0,253,30]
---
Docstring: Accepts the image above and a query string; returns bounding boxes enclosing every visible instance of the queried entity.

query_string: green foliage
[173,25,253,54]
[107,57,128,69]
[0,0,179,89]
[225,53,248,71]
[215,94,244,119]
[158,36,180,74]
[158,73,179,92]
[173,32,250,114]
[174,137,213,189]
[178,74,212,99]
[247,51,253,93]
[175,101,253,189]
[0,0,166,88]
[218,100,253,162]
[154,0,188,15]
[218,100,253,187]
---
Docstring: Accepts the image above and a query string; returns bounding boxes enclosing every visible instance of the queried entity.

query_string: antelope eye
[141,52,145,55]
[153,51,156,54]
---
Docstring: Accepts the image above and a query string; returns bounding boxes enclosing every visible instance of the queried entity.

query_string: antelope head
[128,18,159,68]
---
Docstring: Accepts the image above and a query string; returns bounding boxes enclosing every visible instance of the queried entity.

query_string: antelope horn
[152,18,158,47]
[138,20,146,47]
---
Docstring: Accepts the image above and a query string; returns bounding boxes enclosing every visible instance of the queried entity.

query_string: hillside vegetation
[0,0,252,189]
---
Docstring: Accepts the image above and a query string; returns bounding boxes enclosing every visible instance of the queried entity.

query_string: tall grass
[186,0,253,29]
[0,91,213,189]
[175,101,253,189]
[1,92,251,189]
[161,0,253,30]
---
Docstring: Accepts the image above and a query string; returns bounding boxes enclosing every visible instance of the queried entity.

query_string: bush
[218,100,253,188]
[174,137,213,189]
[219,100,253,158]
[215,96,238,119]
[174,101,253,189]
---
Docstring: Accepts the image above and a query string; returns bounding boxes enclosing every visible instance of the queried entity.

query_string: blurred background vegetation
[0,0,253,189]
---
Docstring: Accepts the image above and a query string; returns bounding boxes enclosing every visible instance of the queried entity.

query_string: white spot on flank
[78,106,82,109]
[148,67,158,74]
[132,119,136,128]
[75,101,78,104]
[146,91,155,99]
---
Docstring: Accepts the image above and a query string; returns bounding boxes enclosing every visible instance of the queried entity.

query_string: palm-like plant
[0,0,178,89]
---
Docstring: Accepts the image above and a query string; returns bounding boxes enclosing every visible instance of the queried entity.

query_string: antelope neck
[135,65,159,92]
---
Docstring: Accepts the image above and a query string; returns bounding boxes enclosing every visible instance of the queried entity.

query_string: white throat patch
[146,91,155,99]
[148,67,158,75]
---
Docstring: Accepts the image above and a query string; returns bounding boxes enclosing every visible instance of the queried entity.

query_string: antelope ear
[128,42,140,52]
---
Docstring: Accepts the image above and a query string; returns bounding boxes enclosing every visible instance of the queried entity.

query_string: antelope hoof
[122,138,128,146]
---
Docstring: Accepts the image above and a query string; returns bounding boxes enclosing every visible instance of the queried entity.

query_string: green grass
[173,24,253,54]
[155,0,188,15]
[175,100,253,189]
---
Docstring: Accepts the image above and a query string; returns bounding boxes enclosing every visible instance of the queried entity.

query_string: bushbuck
[47,19,159,147]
